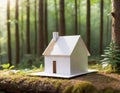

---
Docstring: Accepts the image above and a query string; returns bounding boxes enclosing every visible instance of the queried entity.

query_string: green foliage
[101,41,120,71]
[89,63,102,70]
[1,63,14,70]
[39,64,44,71]
[18,54,44,69]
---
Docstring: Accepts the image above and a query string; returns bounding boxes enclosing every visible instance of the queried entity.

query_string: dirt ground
[74,72,120,90]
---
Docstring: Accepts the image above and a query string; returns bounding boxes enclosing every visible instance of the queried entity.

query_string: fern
[101,41,120,70]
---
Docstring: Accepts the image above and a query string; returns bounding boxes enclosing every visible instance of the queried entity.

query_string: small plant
[1,63,14,70]
[101,41,120,71]
[18,54,44,69]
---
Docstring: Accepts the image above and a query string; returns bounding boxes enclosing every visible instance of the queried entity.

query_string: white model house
[41,32,90,78]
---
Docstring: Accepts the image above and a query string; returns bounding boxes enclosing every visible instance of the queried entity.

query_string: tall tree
[15,0,20,65]
[54,0,59,32]
[7,0,12,65]
[43,0,48,48]
[26,0,31,54]
[20,0,25,59]
[74,0,78,35]
[86,0,91,51]
[38,0,44,56]
[59,0,65,36]
[78,0,81,34]
[0,47,1,64]
[99,0,104,54]
[112,0,120,47]
[106,16,109,43]
[34,0,37,55]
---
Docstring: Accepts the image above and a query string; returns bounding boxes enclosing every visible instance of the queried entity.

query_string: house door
[53,61,56,73]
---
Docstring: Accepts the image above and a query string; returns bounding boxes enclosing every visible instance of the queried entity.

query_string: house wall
[71,38,88,75]
[44,56,71,75]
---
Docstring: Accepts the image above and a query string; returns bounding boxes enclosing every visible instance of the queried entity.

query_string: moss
[54,81,62,89]
[100,87,120,93]
[63,85,73,93]
[72,81,98,93]
[61,80,98,93]
[0,74,99,93]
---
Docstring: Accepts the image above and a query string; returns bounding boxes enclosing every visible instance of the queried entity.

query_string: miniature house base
[30,69,97,78]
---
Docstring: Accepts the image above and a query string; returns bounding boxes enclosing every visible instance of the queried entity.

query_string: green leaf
[1,64,10,69]
[9,66,15,70]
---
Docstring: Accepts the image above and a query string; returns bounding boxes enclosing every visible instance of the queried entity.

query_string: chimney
[53,32,59,41]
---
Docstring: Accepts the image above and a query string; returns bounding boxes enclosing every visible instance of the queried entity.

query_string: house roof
[43,35,90,56]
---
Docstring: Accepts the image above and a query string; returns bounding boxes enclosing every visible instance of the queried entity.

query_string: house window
[53,61,56,73]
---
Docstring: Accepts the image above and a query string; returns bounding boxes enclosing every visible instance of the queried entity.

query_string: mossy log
[0,74,97,93]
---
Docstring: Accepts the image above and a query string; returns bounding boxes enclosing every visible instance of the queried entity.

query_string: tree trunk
[106,16,109,45]
[54,0,59,32]
[99,0,104,55]
[38,0,44,57]
[59,0,65,36]
[20,0,25,59]
[112,0,120,47]
[15,0,20,65]
[26,0,31,54]
[7,0,12,66]
[0,40,2,64]
[78,0,81,34]
[34,0,37,55]
[86,0,91,52]
[43,0,48,48]
[74,0,78,35]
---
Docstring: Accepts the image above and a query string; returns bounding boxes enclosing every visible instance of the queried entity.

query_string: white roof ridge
[59,35,80,37]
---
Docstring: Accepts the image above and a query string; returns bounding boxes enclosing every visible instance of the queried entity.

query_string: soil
[74,72,120,90]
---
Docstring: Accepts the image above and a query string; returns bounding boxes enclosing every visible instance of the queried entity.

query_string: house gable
[70,38,88,74]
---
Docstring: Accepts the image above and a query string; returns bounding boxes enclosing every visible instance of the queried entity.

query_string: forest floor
[0,70,120,93]
[0,69,120,92]
[74,72,120,91]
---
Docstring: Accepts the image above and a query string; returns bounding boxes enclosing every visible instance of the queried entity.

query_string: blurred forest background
[0,0,111,66]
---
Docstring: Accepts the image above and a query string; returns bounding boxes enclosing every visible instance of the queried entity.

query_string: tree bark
[78,0,81,34]
[75,0,78,35]
[54,0,59,32]
[112,0,120,47]
[26,0,31,54]
[20,0,25,59]
[0,40,2,64]
[15,0,20,65]
[34,0,37,55]
[38,0,44,57]
[99,0,104,54]
[106,16,109,45]
[59,0,65,36]
[86,0,91,52]
[43,0,48,48]
[7,0,12,66]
